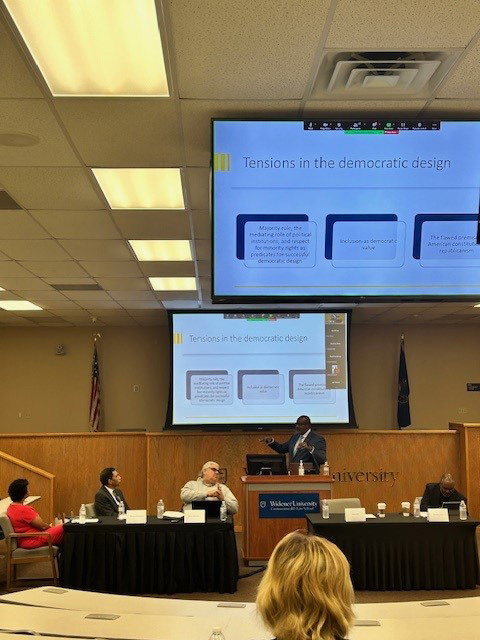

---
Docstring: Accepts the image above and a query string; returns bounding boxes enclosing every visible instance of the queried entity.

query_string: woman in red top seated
[6,478,64,549]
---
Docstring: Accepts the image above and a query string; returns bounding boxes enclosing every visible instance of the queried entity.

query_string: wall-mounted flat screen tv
[167,310,354,429]
[212,119,480,302]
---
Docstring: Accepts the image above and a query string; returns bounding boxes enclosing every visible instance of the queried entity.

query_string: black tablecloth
[307,513,480,590]
[60,516,239,595]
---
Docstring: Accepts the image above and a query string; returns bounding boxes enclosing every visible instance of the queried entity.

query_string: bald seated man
[420,473,466,511]
[180,461,238,514]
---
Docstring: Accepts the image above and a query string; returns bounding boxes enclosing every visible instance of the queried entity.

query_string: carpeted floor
[1,533,480,604]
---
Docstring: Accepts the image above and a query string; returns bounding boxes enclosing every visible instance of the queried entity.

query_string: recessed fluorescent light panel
[149,277,197,291]
[0,300,42,311]
[92,168,184,210]
[129,240,192,262]
[4,0,169,96]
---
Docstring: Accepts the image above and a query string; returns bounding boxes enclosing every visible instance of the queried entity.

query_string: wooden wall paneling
[0,451,54,522]
[450,423,480,518]
[0,434,146,516]
[0,430,465,527]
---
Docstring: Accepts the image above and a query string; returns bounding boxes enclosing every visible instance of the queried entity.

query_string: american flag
[89,344,101,432]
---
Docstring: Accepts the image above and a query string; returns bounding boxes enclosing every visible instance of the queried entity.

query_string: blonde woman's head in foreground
[256,531,353,640]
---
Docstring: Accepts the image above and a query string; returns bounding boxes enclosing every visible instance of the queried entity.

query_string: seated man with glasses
[180,461,238,514]
[420,472,466,511]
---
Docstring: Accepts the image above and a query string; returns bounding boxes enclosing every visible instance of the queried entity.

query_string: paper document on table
[69,518,99,524]
[365,514,376,519]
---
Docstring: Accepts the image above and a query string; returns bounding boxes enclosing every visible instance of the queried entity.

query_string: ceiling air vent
[51,284,103,291]
[310,50,461,99]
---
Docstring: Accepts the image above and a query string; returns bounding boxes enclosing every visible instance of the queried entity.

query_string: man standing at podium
[262,415,326,471]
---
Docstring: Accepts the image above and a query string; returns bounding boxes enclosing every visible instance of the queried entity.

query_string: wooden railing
[0,451,55,523]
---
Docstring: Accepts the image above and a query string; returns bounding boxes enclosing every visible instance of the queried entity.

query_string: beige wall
[0,322,479,432]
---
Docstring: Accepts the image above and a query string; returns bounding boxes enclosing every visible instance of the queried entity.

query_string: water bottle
[220,500,227,522]
[323,461,330,476]
[298,460,305,476]
[118,500,125,519]
[79,503,86,524]
[413,497,421,518]
[208,627,225,640]
[157,499,165,519]
[322,499,329,519]
[460,500,467,520]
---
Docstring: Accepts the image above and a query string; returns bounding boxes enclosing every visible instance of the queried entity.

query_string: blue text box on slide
[292,374,335,404]
[188,373,233,405]
[244,221,317,268]
[412,214,478,259]
[418,219,480,267]
[331,220,406,268]
[325,214,397,259]
[235,214,308,259]
[186,370,227,399]
[241,374,285,405]
[259,493,320,518]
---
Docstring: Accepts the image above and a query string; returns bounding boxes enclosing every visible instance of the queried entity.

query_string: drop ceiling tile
[112,211,191,239]
[194,239,211,261]
[108,290,156,301]
[136,318,167,326]
[192,211,211,239]
[26,299,82,310]
[80,261,143,277]
[0,210,49,238]
[120,300,163,309]
[16,289,71,301]
[438,40,480,99]
[0,191,21,209]
[19,261,88,278]
[58,240,132,261]
[43,277,96,285]
[105,318,140,326]
[181,100,301,166]
[62,290,112,301]
[185,168,209,210]
[0,291,22,300]
[51,309,92,317]
[0,277,53,290]
[0,239,71,260]
[138,261,196,277]
[303,100,426,115]
[127,309,167,318]
[0,315,36,325]
[84,301,123,310]
[55,99,182,167]
[31,210,121,239]
[327,0,480,48]
[196,261,211,277]
[88,309,132,318]
[168,0,330,98]
[0,261,33,277]
[95,278,150,291]
[0,17,43,98]
[0,99,80,166]
[0,168,104,209]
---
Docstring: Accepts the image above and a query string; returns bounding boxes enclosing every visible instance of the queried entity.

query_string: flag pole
[397,332,411,429]
[89,329,101,432]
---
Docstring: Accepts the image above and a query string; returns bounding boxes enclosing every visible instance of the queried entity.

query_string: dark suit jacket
[268,430,327,469]
[420,482,466,511]
[94,485,129,516]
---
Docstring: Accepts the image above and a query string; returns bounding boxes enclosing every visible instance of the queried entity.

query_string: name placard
[427,508,449,522]
[125,509,147,524]
[345,507,366,522]
[184,509,206,524]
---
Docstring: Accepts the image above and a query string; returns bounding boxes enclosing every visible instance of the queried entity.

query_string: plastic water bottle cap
[212,627,221,633]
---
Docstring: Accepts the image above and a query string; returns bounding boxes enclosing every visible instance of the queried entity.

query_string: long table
[307,513,480,590]
[60,516,238,595]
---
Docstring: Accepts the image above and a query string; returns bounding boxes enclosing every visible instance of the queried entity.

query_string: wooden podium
[241,474,333,565]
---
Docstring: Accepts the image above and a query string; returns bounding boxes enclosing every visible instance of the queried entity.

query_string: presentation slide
[169,312,351,427]
[212,120,480,300]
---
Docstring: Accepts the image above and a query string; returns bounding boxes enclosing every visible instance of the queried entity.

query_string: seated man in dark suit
[94,467,129,516]
[420,473,466,511]
[262,415,326,472]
